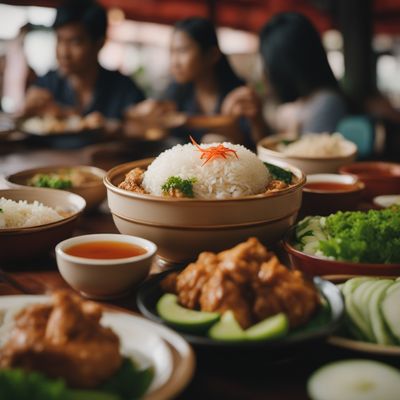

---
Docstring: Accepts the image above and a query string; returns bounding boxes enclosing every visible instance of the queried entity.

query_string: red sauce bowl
[301,174,364,217]
[339,162,400,201]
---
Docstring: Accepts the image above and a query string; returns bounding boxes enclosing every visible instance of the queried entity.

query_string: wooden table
[1,141,399,400]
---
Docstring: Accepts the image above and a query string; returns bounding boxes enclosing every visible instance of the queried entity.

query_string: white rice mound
[142,142,271,199]
[278,133,351,157]
[0,197,63,229]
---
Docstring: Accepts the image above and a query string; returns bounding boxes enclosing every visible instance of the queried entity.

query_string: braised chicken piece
[118,167,147,193]
[176,251,219,309]
[164,238,320,329]
[253,255,320,328]
[0,291,122,389]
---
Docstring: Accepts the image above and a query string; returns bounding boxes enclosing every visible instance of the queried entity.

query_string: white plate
[0,295,195,400]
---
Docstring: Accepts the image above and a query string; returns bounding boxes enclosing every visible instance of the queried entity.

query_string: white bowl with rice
[0,188,85,263]
[257,133,357,175]
[104,141,306,263]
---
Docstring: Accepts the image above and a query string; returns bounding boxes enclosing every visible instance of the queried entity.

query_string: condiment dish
[55,233,157,300]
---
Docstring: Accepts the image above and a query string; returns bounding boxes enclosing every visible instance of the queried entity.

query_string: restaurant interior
[0,1,400,399]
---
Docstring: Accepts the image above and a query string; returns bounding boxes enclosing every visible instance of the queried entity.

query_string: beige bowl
[55,233,157,300]
[257,135,357,175]
[5,165,106,210]
[0,188,86,263]
[104,158,306,263]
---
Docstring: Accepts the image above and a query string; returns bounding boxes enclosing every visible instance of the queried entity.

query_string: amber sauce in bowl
[65,241,147,259]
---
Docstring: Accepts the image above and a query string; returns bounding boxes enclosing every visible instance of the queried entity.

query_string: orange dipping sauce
[304,182,357,192]
[65,241,147,259]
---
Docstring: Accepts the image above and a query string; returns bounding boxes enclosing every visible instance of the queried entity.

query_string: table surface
[1,139,399,400]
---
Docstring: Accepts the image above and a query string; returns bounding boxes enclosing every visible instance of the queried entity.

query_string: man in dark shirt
[24,0,145,120]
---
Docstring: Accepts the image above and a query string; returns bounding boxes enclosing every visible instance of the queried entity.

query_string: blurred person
[130,17,252,144]
[23,0,145,121]
[223,12,348,137]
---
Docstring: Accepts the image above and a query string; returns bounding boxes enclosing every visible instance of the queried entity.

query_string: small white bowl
[373,195,400,209]
[55,233,157,300]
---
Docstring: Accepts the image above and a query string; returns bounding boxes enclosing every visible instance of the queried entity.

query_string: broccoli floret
[161,176,196,198]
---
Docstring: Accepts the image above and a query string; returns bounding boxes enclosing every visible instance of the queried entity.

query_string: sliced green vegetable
[381,287,400,342]
[208,310,246,341]
[157,293,220,332]
[308,359,400,400]
[245,313,288,341]
[161,176,196,198]
[264,162,293,184]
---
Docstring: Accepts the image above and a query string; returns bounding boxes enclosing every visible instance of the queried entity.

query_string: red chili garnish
[190,136,239,166]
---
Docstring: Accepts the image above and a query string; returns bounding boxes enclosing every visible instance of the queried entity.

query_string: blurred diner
[22,0,145,124]
[225,12,348,138]
[129,17,254,145]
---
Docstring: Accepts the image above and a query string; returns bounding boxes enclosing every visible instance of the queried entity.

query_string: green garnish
[161,176,196,198]
[264,162,293,184]
[0,208,3,213]
[318,207,400,264]
[29,174,72,190]
[0,358,154,400]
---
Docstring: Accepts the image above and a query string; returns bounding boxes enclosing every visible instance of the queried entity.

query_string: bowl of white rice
[257,133,357,175]
[104,140,305,262]
[0,188,86,262]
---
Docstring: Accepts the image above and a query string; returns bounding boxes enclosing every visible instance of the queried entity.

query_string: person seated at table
[23,0,145,122]
[222,12,348,137]
[130,17,252,144]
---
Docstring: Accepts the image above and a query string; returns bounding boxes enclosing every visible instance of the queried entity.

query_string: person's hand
[23,87,61,117]
[221,86,262,120]
[125,99,177,119]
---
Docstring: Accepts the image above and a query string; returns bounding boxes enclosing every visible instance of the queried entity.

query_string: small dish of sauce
[304,182,358,192]
[65,241,147,259]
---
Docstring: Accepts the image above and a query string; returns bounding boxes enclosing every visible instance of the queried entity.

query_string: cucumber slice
[208,311,246,341]
[156,294,220,332]
[387,281,400,295]
[342,278,374,341]
[368,280,394,345]
[381,287,400,342]
[308,359,400,400]
[245,313,288,341]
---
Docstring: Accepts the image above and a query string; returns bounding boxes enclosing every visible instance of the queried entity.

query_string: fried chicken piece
[253,256,320,328]
[176,252,219,309]
[0,291,122,389]
[118,167,147,193]
[218,237,272,284]
[199,268,253,328]
[169,238,320,331]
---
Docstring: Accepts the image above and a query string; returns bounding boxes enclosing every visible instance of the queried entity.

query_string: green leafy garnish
[100,358,154,400]
[0,208,3,213]
[161,176,196,198]
[29,174,72,190]
[318,206,400,263]
[264,162,293,184]
[0,358,154,400]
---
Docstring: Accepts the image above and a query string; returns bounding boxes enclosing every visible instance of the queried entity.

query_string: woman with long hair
[223,12,348,136]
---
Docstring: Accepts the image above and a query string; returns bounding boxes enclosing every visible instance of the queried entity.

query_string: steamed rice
[0,198,63,228]
[142,142,271,199]
[277,133,350,157]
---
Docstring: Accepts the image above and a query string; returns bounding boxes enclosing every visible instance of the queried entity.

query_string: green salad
[0,358,153,400]
[294,206,400,263]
